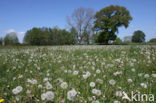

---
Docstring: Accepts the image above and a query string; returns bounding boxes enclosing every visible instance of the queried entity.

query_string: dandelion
[131,68,135,72]
[41,93,47,100]
[89,82,95,87]
[60,82,68,89]
[96,69,101,74]
[38,84,43,89]
[67,89,77,101]
[109,79,116,85]
[45,82,52,89]
[127,79,133,83]
[140,83,147,88]
[152,74,156,78]
[12,86,23,95]
[115,91,122,97]
[46,91,55,101]
[73,70,79,75]
[92,100,100,103]
[92,89,101,96]
[114,100,121,103]
[144,74,150,78]
[41,91,55,101]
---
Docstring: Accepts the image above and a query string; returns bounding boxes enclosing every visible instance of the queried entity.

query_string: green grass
[0,45,156,103]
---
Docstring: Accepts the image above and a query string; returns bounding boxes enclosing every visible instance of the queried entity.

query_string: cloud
[5,29,16,33]
[5,29,25,43]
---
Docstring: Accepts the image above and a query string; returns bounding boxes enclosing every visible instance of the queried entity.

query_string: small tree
[149,38,156,43]
[123,36,132,43]
[113,37,122,45]
[4,32,19,45]
[0,37,3,46]
[132,30,145,43]
[94,5,132,44]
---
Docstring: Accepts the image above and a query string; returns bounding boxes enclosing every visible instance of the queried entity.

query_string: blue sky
[0,0,156,42]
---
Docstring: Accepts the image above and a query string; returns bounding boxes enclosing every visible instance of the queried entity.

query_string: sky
[0,0,156,42]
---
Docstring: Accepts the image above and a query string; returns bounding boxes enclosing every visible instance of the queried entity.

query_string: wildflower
[41,91,54,101]
[96,69,101,74]
[92,100,100,103]
[38,84,43,89]
[114,100,121,103]
[45,82,52,89]
[60,82,68,89]
[67,89,77,101]
[115,91,122,97]
[127,79,133,83]
[46,91,55,101]
[73,71,79,75]
[140,83,147,88]
[109,79,116,85]
[131,68,135,72]
[144,74,150,78]
[92,89,101,96]
[89,82,95,88]
[152,74,156,78]
[12,86,23,95]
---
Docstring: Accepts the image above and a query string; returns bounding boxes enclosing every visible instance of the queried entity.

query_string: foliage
[113,37,122,45]
[4,32,19,45]
[23,27,75,45]
[94,5,132,44]
[0,46,156,102]
[149,38,156,43]
[132,30,146,43]
[0,37,3,45]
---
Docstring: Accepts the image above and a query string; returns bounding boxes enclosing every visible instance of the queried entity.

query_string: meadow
[0,45,156,103]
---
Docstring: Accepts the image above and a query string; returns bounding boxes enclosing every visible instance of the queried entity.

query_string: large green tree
[132,30,146,43]
[24,27,50,45]
[4,32,19,45]
[94,5,132,44]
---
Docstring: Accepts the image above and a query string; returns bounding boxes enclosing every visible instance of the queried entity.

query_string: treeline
[0,5,156,46]
[23,27,76,45]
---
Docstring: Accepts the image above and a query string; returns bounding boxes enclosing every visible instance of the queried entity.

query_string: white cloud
[5,29,16,33]
[5,29,25,43]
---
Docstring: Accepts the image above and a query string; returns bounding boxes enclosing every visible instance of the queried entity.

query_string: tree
[0,37,3,46]
[94,5,132,44]
[149,38,156,43]
[113,37,122,45]
[4,32,19,45]
[123,36,132,43]
[67,7,95,44]
[132,30,146,43]
[24,27,50,45]
[23,27,75,45]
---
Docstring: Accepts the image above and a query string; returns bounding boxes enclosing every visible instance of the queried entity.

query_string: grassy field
[0,45,156,103]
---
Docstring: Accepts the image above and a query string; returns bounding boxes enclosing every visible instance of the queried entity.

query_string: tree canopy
[94,5,132,44]
[132,30,146,43]
[23,27,75,45]
[4,32,19,45]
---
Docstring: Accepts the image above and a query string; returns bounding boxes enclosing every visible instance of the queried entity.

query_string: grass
[0,45,156,103]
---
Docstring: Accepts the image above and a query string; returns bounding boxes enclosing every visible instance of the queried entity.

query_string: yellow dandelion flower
[0,99,4,103]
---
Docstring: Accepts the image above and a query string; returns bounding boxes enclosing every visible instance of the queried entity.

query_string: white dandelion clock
[90,82,95,88]
[67,89,77,101]
[109,79,116,85]
[60,82,68,89]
